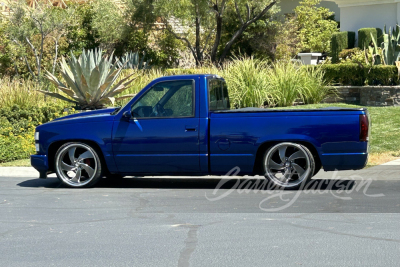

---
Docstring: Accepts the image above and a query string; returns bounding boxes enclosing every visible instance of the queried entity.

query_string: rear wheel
[55,142,103,188]
[263,142,315,189]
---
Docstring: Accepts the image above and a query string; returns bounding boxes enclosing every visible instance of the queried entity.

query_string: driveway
[0,163,399,266]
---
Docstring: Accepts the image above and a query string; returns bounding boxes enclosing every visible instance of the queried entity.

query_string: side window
[164,84,193,117]
[209,79,230,111]
[131,80,194,118]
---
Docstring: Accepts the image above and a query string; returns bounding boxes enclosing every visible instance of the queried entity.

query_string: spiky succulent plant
[117,51,150,70]
[40,48,136,109]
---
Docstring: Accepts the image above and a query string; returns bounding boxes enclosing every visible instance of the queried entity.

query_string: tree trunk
[218,1,277,64]
[195,5,202,65]
[38,32,44,84]
[218,26,246,63]
[52,37,59,75]
[210,14,223,64]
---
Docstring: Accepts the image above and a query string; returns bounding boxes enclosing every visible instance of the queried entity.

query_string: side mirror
[123,110,132,119]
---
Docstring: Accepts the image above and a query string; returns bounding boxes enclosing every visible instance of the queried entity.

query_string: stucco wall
[279,0,340,21]
[340,3,397,33]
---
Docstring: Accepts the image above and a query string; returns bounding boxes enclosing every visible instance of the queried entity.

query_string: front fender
[38,121,117,173]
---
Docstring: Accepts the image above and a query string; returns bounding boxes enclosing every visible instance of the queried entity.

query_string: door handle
[185,126,197,132]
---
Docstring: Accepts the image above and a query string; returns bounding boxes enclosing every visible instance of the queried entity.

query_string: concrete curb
[0,167,40,177]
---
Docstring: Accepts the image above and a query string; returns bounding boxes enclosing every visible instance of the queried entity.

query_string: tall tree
[295,0,338,53]
[130,0,277,65]
[5,0,71,82]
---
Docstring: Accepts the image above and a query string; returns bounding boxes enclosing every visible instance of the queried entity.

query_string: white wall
[279,0,340,21]
[340,3,397,33]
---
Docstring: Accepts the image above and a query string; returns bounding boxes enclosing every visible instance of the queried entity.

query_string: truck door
[112,79,200,174]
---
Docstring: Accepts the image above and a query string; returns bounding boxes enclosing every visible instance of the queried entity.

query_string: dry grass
[0,159,31,167]
[0,77,44,108]
[367,153,399,167]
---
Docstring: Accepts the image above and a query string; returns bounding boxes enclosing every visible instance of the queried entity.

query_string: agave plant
[370,25,400,65]
[117,51,150,70]
[40,49,136,109]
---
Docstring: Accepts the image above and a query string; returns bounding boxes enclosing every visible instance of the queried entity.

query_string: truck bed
[214,107,366,113]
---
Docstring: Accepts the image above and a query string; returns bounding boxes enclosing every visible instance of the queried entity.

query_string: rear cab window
[208,78,230,111]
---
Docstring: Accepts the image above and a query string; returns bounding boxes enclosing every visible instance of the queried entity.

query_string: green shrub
[222,57,271,108]
[358,28,383,49]
[265,61,331,107]
[321,63,365,85]
[367,65,398,85]
[0,117,35,163]
[338,48,361,60]
[331,31,356,63]
[301,66,335,104]
[0,104,76,163]
[307,64,398,86]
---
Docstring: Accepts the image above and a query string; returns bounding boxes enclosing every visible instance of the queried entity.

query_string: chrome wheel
[264,143,314,188]
[55,143,98,187]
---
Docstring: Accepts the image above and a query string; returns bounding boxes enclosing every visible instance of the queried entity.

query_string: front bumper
[30,154,49,178]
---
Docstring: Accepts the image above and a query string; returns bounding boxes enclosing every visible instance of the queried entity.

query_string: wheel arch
[252,140,322,175]
[48,139,109,174]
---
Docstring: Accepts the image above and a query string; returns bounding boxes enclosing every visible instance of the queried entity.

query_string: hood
[52,107,118,122]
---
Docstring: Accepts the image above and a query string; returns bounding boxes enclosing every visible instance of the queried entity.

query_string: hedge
[305,64,398,86]
[358,28,383,49]
[0,104,75,163]
[331,32,356,63]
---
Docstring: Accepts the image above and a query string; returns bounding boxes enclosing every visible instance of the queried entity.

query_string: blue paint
[31,74,369,177]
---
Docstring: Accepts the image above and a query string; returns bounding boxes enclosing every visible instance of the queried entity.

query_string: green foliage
[122,58,332,108]
[295,0,339,53]
[0,77,44,108]
[319,63,366,85]
[339,47,361,61]
[117,52,151,70]
[65,2,100,55]
[222,57,271,108]
[313,63,398,85]
[0,103,76,163]
[90,0,124,50]
[0,21,14,75]
[368,25,400,65]
[368,65,399,85]
[42,48,136,109]
[221,58,331,108]
[274,15,300,61]
[358,28,383,49]
[382,26,400,65]
[4,1,72,81]
[331,31,355,63]
[220,4,281,61]
[264,61,331,107]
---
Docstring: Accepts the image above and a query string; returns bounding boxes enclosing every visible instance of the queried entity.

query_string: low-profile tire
[54,142,103,188]
[263,142,315,190]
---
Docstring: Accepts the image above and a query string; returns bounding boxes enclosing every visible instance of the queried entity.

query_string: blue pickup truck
[31,74,370,189]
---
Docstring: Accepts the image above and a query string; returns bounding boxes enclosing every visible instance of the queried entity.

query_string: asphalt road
[1,165,400,266]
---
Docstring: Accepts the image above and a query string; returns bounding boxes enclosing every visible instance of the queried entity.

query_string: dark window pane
[209,79,230,111]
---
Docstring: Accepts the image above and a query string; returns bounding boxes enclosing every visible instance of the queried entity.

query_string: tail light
[359,114,369,142]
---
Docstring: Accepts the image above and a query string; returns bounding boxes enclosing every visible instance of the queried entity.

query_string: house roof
[326,0,400,8]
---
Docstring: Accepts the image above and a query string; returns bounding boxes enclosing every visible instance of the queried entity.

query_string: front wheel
[55,143,103,188]
[263,142,315,189]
